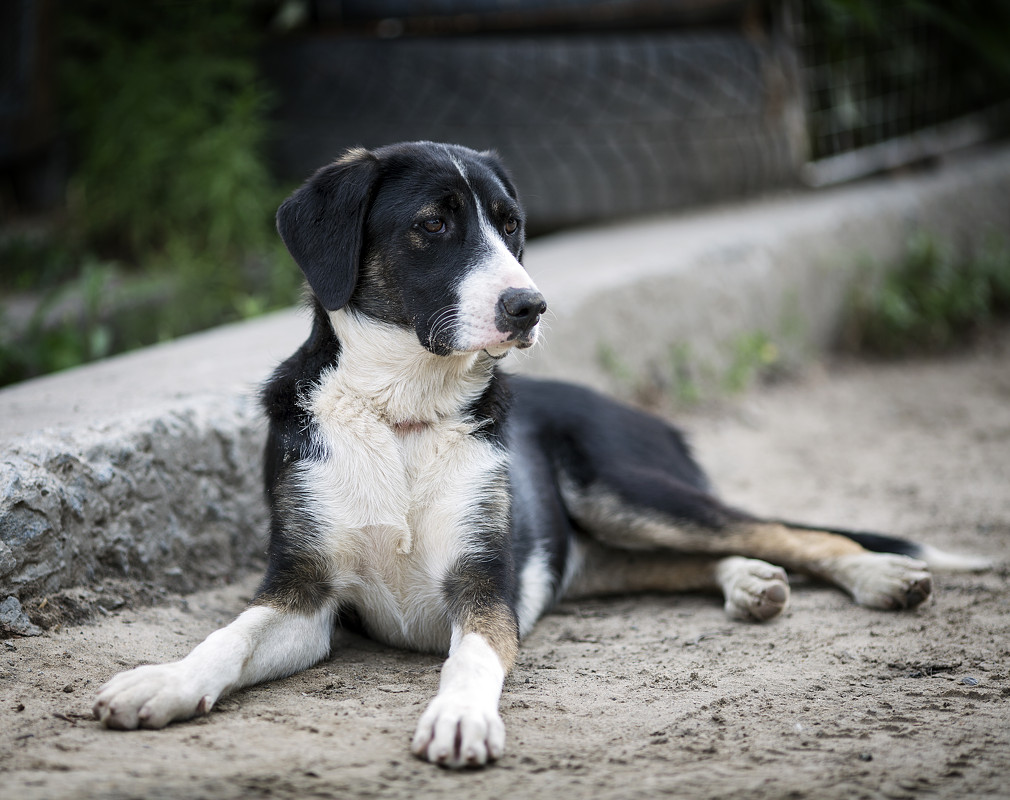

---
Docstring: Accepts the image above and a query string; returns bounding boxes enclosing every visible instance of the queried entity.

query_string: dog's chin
[424,327,538,359]
[478,330,539,359]
[482,342,515,359]
[420,335,513,359]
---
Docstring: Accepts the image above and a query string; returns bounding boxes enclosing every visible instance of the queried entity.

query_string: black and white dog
[93,142,982,767]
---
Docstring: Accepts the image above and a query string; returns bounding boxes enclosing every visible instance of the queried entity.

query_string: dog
[92,141,984,768]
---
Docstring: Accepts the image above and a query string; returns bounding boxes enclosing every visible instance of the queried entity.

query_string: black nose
[496,288,547,334]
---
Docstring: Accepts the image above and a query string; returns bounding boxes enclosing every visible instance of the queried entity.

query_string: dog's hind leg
[559,465,932,611]
[565,541,790,621]
[93,603,335,729]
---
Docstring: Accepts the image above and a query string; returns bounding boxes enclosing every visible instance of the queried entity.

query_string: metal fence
[786,0,1010,185]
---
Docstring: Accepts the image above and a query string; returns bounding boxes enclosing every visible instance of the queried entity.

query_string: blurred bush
[60,0,277,258]
[0,0,300,387]
[844,233,1010,356]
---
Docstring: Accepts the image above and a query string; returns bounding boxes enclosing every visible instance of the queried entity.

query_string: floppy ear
[276,149,380,311]
[479,149,519,201]
[479,149,525,261]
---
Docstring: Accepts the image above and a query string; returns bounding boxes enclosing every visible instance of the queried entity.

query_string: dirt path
[3,333,1009,800]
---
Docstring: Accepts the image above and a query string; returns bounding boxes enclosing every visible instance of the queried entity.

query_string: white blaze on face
[447,152,541,355]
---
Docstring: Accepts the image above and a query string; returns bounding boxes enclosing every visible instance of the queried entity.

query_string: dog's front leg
[93,603,334,729]
[411,604,519,768]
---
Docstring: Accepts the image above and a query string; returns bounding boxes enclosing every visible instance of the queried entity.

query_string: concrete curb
[0,311,309,619]
[521,145,1010,393]
[3,145,1010,617]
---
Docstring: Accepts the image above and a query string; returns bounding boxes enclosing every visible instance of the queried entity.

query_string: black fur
[276,154,379,312]
[261,140,933,637]
[260,297,340,500]
[92,141,959,764]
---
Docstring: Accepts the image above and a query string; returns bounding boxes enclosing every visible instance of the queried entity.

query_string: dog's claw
[412,694,505,769]
[92,662,208,730]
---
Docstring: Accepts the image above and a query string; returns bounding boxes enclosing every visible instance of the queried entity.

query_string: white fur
[918,544,992,572]
[445,149,540,355]
[715,556,790,621]
[559,534,586,597]
[515,545,555,637]
[94,307,512,732]
[93,605,333,729]
[411,629,507,768]
[295,310,509,652]
[326,309,493,425]
[827,552,932,609]
[454,230,540,355]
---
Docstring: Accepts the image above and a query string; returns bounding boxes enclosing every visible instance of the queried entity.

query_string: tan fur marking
[566,541,722,598]
[562,480,870,580]
[719,523,866,578]
[335,146,371,165]
[460,602,519,673]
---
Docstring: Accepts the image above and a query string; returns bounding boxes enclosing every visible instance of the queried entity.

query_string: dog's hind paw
[411,692,505,769]
[716,557,790,622]
[93,663,210,730]
[831,553,932,610]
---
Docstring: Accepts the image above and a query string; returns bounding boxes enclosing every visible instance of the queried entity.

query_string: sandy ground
[2,331,1009,800]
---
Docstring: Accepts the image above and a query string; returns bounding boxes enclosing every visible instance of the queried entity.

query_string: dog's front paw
[717,556,790,621]
[832,553,932,610]
[411,693,505,768]
[93,663,213,730]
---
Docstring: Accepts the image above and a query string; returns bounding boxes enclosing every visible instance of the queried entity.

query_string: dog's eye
[421,218,446,234]
[503,217,518,235]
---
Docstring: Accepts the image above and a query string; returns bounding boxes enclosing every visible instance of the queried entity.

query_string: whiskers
[427,305,459,352]
[515,306,555,362]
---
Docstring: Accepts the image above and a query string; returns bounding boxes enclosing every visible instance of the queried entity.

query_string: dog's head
[277,141,545,358]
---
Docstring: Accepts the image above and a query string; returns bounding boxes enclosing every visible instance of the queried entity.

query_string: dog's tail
[776,521,992,572]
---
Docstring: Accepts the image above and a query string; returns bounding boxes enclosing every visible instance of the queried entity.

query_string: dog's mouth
[510,328,539,350]
[426,313,541,359]
[482,339,521,359]
[424,286,545,358]
[424,329,524,359]
[479,325,540,359]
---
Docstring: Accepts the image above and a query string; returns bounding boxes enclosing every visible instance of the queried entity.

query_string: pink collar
[392,420,430,435]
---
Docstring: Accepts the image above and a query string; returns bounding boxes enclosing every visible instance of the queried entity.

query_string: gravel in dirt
[2,332,1008,799]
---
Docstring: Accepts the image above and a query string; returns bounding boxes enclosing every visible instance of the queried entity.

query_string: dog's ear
[479,149,525,260]
[479,149,519,201]
[276,149,380,311]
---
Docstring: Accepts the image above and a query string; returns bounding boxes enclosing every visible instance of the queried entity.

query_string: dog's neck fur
[322,308,496,429]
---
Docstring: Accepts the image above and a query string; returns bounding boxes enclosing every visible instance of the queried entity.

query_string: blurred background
[2,0,1009,387]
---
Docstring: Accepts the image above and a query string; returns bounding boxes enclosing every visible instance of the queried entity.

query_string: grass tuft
[844,233,1010,356]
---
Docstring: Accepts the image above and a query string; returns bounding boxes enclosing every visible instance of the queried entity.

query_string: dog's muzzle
[495,288,547,343]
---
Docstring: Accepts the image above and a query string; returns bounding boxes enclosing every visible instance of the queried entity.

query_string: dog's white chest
[297,383,506,652]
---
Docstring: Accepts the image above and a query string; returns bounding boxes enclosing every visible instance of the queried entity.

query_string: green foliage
[595,341,636,387]
[0,260,118,384]
[0,2,303,387]
[813,0,1010,80]
[724,332,780,394]
[845,233,1010,356]
[0,233,80,292]
[61,0,279,260]
[667,342,701,406]
[0,241,302,386]
[595,331,785,411]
